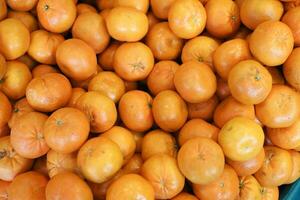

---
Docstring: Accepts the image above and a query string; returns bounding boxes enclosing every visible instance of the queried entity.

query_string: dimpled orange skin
[77,136,123,183]
[7,11,39,32]
[193,165,239,200]
[44,107,90,154]
[238,175,262,200]
[0,91,11,128]
[152,90,188,132]
[37,0,76,33]
[46,172,93,200]
[255,146,293,187]
[181,36,220,70]
[67,88,85,108]
[0,136,33,181]
[106,174,155,200]
[0,61,32,100]
[228,59,273,105]
[178,118,219,146]
[8,98,33,128]
[255,84,300,128]
[88,71,125,103]
[32,65,58,78]
[218,117,265,162]
[141,129,177,160]
[72,12,110,54]
[150,0,176,19]
[0,0,7,21]
[283,48,300,90]
[241,0,284,30]
[118,90,153,132]
[8,171,48,200]
[0,180,10,200]
[147,60,179,96]
[102,126,136,164]
[28,30,65,65]
[26,73,72,112]
[282,7,300,47]
[75,91,117,133]
[10,112,49,159]
[146,22,184,60]
[106,7,148,42]
[56,39,97,82]
[174,61,217,104]
[171,192,199,200]
[267,119,300,150]
[227,148,265,177]
[168,0,206,39]
[113,42,154,81]
[261,186,279,200]
[205,0,241,38]
[113,0,149,13]
[0,18,30,60]
[213,96,255,128]
[6,0,38,11]
[249,21,294,67]
[140,154,185,199]
[213,39,252,80]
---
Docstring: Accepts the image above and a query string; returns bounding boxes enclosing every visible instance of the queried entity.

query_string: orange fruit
[6,0,38,11]
[7,10,38,32]
[150,0,175,19]
[283,47,300,90]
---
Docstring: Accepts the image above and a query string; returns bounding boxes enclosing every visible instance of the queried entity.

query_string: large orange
[238,175,262,200]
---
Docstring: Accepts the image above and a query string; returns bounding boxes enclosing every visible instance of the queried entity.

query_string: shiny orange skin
[44,107,90,154]
[152,90,188,132]
[227,148,265,176]
[181,36,220,70]
[0,92,11,128]
[150,0,175,19]
[56,39,97,81]
[171,192,199,200]
[77,136,123,183]
[11,112,49,159]
[123,153,143,174]
[218,117,265,161]
[46,172,93,200]
[118,90,153,132]
[76,91,117,133]
[0,0,7,21]
[255,146,293,187]
[113,0,149,13]
[8,171,48,200]
[228,59,273,105]
[46,150,81,178]
[267,118,300,149]
[282,7,300,46]
[216,78,231,100]
[106,7,148,42]
[102,126,136,164]
[37,0,76,33]
[28,30,64,65]
[106,174,155,200]
[7,11,38,32]
[16,54,38,70]
[97,41,120,71]
[261,186,279,200]
[88,71,125,103]
[285,150,300,184]
[32,64,58,78]
[72,12,110,54]
[113,42,154,81]
[241,0,284,30]
[255,84,300,128]
[249,21,294,66]
[193,165,239,200]
[213,96,255,128]
[177,137,225,185]
[8,98,33,128]
[26,73,72,112]
[168,0,206,39]
[0,61,32,100]
[141,129,177,160]
[213,39,252,80]
[0,136,33,181]
[0,180,9,200]
[141,154,185,199]
[238,175,262,200]
[67,88,86,107]
[205,0,240,38]
[6,0,38,11]
[178,118,219,146]
[76,3,97,15]
[174,61,217,103]
[0,18,30,60]
[283,48,300,90]
[147,60,179,96]
[146,22,183,60]
[187,95,219,121]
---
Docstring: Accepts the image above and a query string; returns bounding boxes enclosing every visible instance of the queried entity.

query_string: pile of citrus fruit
[0,0,300,199]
